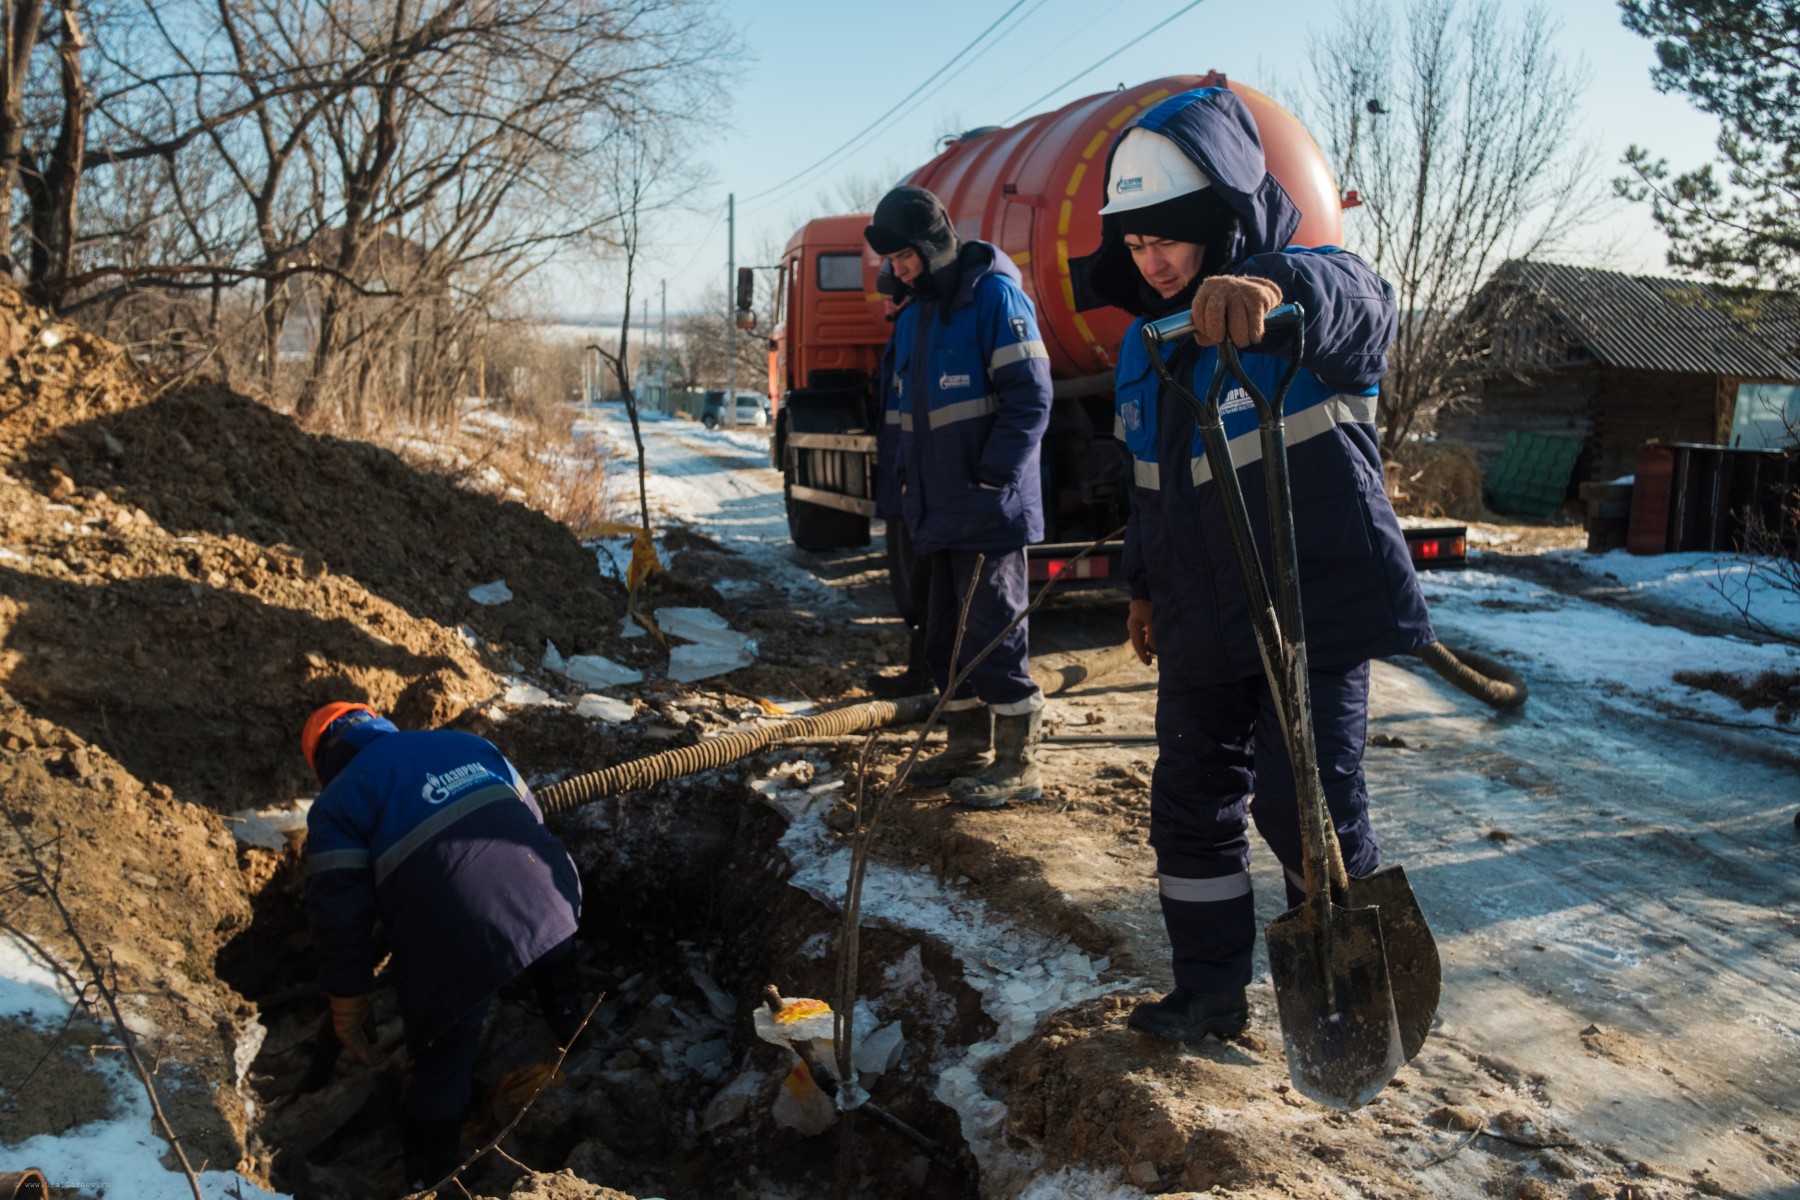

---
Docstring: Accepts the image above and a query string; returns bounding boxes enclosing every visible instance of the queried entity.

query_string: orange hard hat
[301,702,377,773]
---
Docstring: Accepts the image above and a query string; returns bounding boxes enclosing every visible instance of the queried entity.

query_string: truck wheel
[785,486,870,551]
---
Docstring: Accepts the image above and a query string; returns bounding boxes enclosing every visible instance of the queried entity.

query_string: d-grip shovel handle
[1139,304,1351,910]
[1141,300,1303,352]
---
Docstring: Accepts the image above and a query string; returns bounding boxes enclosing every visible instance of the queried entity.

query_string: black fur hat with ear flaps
[864,186,962,301]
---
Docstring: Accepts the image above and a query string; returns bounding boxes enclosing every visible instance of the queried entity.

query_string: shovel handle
[1141,302,1302,349]
[1140,306,1350,910]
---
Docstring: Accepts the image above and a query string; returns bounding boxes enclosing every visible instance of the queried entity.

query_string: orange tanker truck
[750,73,1466,577]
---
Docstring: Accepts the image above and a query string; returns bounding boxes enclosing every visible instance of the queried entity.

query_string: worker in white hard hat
[1073,87,1434,1044]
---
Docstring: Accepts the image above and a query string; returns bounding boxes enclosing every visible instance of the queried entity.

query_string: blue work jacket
[304,728,582,1044]
[1093,87,1434,679]
[886,243,1054,556]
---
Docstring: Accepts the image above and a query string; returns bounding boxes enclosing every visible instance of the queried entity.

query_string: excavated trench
[217,747,990,1200]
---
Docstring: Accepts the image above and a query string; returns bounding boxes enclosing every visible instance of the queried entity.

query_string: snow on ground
[6,399,1795,1194]
[0,940,284,1198]
[1421,551,1800,733]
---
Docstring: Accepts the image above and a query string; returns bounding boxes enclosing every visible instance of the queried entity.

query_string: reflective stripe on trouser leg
[920,546,1037,707]
[1149,674,1263,992]
[1247,661,1381,911]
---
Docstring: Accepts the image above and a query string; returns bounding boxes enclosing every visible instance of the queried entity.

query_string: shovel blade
[1344,863,1440,1063]
[1265,900,1405,1110]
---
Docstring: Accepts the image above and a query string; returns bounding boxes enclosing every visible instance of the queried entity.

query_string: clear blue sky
[544,0,1723,319]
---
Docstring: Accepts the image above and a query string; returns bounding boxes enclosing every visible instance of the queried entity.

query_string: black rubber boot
[950,707,1042,808]
[866,626,930,698]
[908,706,993,787]
[1127,986,1250,1042]
[401,1115,462,1194]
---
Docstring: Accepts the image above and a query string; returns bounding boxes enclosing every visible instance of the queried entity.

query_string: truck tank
[896,72,1345,385]
[776,73,1353,563]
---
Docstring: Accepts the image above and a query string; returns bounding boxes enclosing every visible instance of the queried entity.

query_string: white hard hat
[1099,127,1211,215]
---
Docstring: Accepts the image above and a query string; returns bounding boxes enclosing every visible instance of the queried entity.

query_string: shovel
[1141,304,1440,1108]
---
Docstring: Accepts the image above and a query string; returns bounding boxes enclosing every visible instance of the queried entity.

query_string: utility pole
[724,193,736,427]
[659,279,668,390]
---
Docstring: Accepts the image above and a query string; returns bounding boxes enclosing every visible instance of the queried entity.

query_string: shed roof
[1470,260,1800,383]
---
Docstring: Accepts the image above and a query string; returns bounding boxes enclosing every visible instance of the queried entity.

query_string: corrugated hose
[534,638,1520,817]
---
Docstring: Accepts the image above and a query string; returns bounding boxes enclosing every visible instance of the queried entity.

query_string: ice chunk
[771,1061,836,1135]
[574,693,636,723]
[563,654,644,688]
[657,607,758,683]
[702,1067,764,1131]
[504,683,557,707]
[228,799,312,851]
[667,640,754,683]
[656,606,751,647]
[689,967,736,1020]
[853,1021,905,1076]
[468,579,513,605]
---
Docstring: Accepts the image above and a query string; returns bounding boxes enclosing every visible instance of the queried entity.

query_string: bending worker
[300,702,584,1189]
[1072,87,1434,1040]
[864,185,1054,809]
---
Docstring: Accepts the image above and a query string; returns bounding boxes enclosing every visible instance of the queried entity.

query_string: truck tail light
[1030,557,1111,583]
[1410,535,1466,563]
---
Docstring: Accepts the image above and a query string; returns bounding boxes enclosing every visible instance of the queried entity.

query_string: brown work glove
[1127,598,1156,666]
[328,992,375,1064]
[1192,274,1285,348]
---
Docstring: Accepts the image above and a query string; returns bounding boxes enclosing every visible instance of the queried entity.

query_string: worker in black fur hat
[863,185,1053,809]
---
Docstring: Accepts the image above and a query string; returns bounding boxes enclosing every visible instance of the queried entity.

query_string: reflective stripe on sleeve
[1134,458,1161,491]
[884,408,902,426]
[1190,394,1378,487]
[989,340,1048,372]
[928,394,999,429]
[305,848,372,877]
[1159,871,1252,903]
[899,412,914,432]
[372,783,521,885]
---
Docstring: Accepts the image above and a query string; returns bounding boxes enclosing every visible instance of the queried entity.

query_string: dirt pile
[0,282,640,809]
[0,282,656,1192]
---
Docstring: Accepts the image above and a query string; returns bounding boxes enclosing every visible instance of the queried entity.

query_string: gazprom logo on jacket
[1220,387,1253,417]
[421,762,499,805]
[939,371,972,390]
[1121,398,1143,433]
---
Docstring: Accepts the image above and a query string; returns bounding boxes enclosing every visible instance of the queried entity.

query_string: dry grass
[313,402,619,535]
[1672,668,1800,724]
[1390,439,1499,520]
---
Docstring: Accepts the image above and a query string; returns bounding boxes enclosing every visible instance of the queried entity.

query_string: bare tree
[1,0,732,427]
[1303,0,1603,453]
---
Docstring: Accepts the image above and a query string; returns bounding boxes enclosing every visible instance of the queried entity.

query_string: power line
[961,0,1127,114]
[1001,0,1211,124]
[742,0,1056,218]
[669,203,727,281]
[737,0,1033,208]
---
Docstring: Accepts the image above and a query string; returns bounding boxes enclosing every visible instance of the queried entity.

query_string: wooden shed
[1438,260,1800,486]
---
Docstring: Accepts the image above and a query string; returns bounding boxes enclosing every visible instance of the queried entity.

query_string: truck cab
[765,217,889,550]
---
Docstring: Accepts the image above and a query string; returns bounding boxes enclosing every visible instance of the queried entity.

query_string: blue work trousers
[1149,663,1381,992]
[921,547,1036,707]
